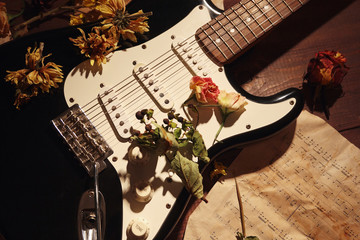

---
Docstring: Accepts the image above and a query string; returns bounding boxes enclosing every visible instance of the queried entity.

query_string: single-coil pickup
[133,64,174,111]
[97,90,132,141]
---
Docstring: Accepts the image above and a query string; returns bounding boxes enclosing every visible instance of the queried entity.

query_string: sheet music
[184,110,360,240]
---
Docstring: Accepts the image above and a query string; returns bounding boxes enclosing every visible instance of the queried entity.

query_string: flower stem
[12,5,81,31]
[212,113,228,145]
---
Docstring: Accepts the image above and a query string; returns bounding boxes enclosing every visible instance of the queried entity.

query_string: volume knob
[134,181,154,203]
[126,217,150,240]
[128,146,149,165]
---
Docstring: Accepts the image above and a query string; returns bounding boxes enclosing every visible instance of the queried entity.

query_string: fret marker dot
[230,28,235,33]
[246,17,251,22]
[216,39,221,43]
[264,5,269,10]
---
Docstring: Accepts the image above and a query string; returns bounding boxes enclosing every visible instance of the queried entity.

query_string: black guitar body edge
[0,0,304,240]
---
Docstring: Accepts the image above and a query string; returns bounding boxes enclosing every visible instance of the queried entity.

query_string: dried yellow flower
[97,0,150,42]
[5,43,63,109]
[69,27,119,66]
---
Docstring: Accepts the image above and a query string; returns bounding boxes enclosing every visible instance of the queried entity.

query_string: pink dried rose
[189,76,220,104]
[304,50,349,86]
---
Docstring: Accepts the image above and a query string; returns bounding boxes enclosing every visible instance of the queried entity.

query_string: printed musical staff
[184,111,360,240]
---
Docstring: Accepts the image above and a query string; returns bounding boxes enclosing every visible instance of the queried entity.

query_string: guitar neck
[195,0,309,65]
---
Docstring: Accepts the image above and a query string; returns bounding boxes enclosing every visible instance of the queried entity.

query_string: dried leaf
[192,130,210,163]
[170,151,204,199]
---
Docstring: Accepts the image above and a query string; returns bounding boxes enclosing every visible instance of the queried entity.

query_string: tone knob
[133,181,154,203]
[128,146,149,164]
[126,217,150,240]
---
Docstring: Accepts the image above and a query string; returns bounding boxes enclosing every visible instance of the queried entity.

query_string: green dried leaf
[170,121,177,129]
[146,109,154,119]
[170,151,204,199]
[192,130,210,163]
[174,128,182,139]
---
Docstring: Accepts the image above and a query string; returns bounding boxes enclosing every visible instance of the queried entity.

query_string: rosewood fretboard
[195,0,309,65]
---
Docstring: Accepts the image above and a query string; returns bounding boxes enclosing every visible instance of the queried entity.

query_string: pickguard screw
[112,156,118,162]
[69,98,74,103]
[166,203,171,209]
[290,100,294,105]
[142,44,147,49]
[246,124,251,129]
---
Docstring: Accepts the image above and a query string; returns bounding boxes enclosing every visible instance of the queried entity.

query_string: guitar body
[0,0,304,240]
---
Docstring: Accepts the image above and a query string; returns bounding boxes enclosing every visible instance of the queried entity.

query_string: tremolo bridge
[52,104,113,175]
[52,104,111,240]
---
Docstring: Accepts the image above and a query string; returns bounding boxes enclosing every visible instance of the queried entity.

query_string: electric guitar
[0,0,306,239]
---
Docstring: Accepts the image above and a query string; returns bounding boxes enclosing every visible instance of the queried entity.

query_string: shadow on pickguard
[69,58,104,78]
[122,146,184,213]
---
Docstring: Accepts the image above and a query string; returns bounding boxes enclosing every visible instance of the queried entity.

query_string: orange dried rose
[189,76,220,104]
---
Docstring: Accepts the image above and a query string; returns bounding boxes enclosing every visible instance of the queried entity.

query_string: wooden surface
[170,0,360,239]
[1,0,359,239]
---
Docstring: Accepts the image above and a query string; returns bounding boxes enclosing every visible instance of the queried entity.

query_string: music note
[184,111,360,240]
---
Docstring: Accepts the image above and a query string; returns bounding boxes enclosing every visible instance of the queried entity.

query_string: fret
[197,26,228,63]
[215,18,243,52]
[245,1,266,32]
[224,14,249,48]
[195,0,310,65]
[226,7,251,45]
[283,0,294,13]
[209,22,236,58]
[275,0,293,19]
[266,0,284,20]
[233,5,259,40]
[288,0,306,11]
[252,0,274,32]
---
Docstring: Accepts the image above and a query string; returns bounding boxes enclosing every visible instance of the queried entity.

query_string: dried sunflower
[5,43,63,109]
[98,0,150,42]
[70,27,119,66]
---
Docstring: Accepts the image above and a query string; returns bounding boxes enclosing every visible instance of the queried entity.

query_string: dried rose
[213,90,247,144]
[189,76,220,104]
[217,90,247,115]
[304,50,349,86]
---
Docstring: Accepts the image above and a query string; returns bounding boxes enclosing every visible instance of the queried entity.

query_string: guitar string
[80,0,300,124]
[77,0,304,146]
[81,0,300,145]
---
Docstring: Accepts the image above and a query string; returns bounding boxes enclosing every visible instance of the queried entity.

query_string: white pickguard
[64,5,298,240]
